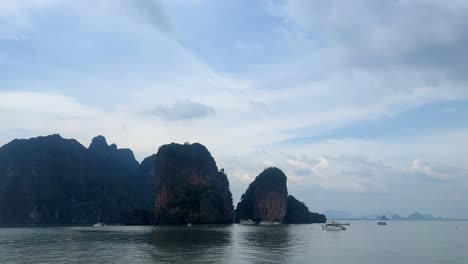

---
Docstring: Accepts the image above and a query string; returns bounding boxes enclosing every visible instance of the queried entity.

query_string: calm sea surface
[0,221,467,264]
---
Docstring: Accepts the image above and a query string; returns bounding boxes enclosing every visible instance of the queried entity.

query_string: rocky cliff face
[124,209,156,225]
[0,134,152,225]
[136,154,157,209]
[235,167,288,222]
[154,143,233,224]
[283,195,326,224]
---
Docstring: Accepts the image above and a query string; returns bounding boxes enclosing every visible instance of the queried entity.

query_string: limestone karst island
[0,135,325,226]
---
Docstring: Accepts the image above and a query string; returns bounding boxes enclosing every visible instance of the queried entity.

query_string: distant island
[0,134,325,226]
[323,210,455,221]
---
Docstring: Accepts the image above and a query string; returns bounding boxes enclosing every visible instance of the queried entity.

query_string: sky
[1,0,467,218]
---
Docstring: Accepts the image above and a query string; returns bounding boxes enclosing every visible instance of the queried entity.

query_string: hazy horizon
[1,0,467,219]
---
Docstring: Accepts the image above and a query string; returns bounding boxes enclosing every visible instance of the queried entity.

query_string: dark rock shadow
[145,225,233,263]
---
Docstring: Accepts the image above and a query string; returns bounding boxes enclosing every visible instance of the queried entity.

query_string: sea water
[0,221,467,264]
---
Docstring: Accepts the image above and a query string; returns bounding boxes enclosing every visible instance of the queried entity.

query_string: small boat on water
[377,216,387,226]
[321,220,347,231]
[239,219,282,225]
[259,221,281,225]
[239,219,256,225]
[93,209,106,227]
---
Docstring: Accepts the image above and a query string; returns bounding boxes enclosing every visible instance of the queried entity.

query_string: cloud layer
[0,0,467,218]
[151,100,215,121]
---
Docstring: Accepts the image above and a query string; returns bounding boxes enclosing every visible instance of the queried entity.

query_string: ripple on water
[1,222,468,264]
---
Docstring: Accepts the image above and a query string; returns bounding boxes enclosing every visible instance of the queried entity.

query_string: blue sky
[1,0,467,218]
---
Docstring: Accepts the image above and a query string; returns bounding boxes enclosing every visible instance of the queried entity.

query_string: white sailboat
[321,220,347,231]
[239,219,256,225]
[93,209,106,227]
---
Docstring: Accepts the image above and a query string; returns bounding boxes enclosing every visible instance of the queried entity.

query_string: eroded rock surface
[154,143,234,224]
[235,167,288,222]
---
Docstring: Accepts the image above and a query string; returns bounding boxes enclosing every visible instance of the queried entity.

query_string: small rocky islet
[0,134,325,225]
[235,167,326,224]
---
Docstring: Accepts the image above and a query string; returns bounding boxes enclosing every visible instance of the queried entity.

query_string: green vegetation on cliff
[235,167,325,224]
[0,135,153,225]
[154,143,234,224]
[0,135,324,226]
[283,195,326,224]
[235,167,288,222]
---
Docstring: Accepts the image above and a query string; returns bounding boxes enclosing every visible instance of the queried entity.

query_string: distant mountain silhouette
[391,214,402,220]
[407,212,445,220]
[407,212,424,220]
[324,209,452,220]
[323,210,356,219]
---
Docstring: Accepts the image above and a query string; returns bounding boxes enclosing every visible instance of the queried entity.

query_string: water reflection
[2,222,468,264]
[232,224,293,264]
[146,225,233,264]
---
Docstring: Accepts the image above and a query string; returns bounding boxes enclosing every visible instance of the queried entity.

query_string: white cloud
[1,0,468,217]
[0,91,97,116]
[150,100,215,121]
[411,159,449,180]
[286,158,310,170]
[123,0,172,33]
[314,158,328,170]
[0,0,58,39]
[442,107,457,113]
[287,157,328,180]
[0,0,57,17]
[277,0,468,74]
[235,172,254,184]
